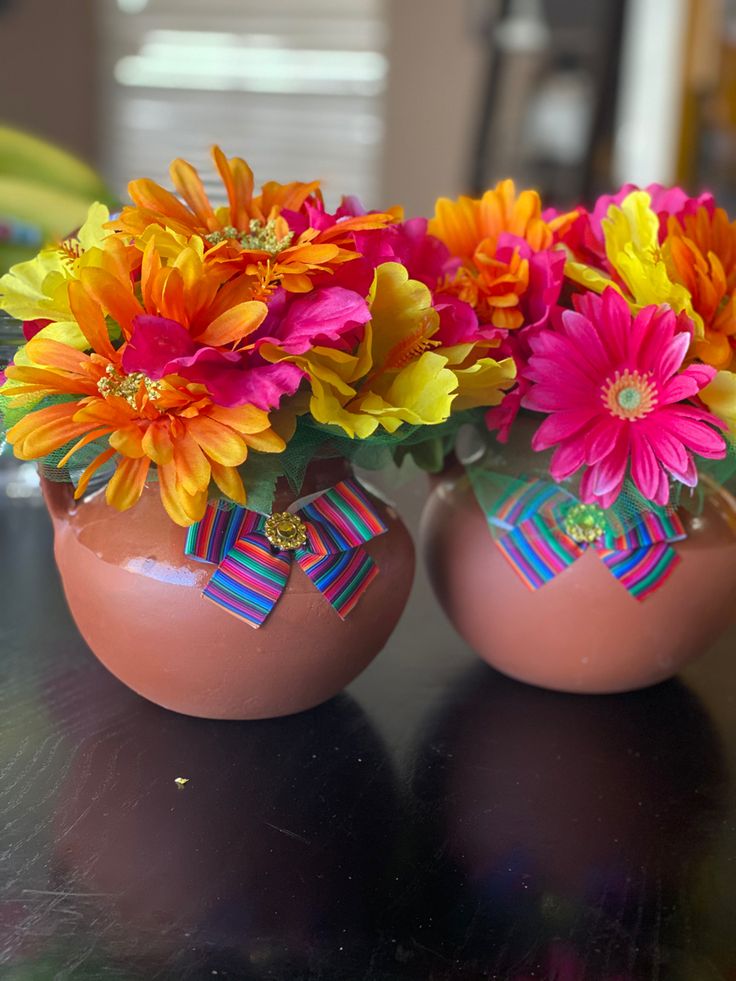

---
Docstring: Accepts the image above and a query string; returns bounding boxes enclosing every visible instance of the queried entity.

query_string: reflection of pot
[410,667,726,976]
[420,423,736,693]
[41,459,414,719]
[51,665,399,977]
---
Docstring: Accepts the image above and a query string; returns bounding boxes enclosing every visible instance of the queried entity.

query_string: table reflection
[410,665,728,979]
[13,663,401,980]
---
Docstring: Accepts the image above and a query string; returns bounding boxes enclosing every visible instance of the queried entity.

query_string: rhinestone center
[264,512,307,550]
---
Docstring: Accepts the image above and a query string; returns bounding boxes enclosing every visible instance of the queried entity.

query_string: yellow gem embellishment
[264,512,307,550]
[563,503,606,543]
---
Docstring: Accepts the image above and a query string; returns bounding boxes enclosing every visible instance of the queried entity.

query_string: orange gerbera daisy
[665,206,736,369]
[112,145,398,298]
[2,258,285,525]
[429,180,576,331]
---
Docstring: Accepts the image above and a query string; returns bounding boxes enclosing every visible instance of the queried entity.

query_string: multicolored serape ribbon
[184,479,388,627]
[482,478,687,601]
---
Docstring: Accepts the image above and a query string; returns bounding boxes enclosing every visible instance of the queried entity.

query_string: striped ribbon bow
[184,479,388,627]
[483,478,687,601]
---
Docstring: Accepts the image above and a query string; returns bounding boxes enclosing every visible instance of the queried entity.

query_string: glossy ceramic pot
[420,425,736,694]
[42,461,414,719]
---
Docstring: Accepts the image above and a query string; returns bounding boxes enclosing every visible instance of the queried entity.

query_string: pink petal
[529,408,597,449]
[629,427,665,502]
[638,423,691,479]
[657,329,691,380]
[558,311,611,377]
[584,415,624,465]
[434,296,480,345]
[172,347,304,409]
[123,315,197,379]
[258,287,370,355]
[661,407,727,457]
[549,440,586,480]
[598,288,632,364]
[590,429,630,497]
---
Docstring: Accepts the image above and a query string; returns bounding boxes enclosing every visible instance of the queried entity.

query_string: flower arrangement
[0,146,516,524]
[433,180,736,516]
[423,180,736,617]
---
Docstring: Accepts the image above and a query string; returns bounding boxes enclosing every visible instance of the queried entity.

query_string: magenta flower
[521,289,727,507]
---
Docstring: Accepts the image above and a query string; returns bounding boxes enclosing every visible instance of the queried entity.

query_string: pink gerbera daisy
[521,288,727,507]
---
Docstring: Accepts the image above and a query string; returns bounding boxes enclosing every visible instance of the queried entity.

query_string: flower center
[264,512,307,550]
[205,219,294,255]
[563,502,607,543]
[97,365,160,409]
[601,369,657,421]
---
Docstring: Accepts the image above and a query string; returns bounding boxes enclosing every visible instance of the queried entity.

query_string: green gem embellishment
[563,502,607,543]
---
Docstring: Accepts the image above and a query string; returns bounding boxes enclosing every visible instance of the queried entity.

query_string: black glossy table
[1,482,736,981]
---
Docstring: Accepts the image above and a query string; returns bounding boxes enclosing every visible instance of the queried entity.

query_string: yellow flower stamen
[601,368,658,421]
[97,364,161,409]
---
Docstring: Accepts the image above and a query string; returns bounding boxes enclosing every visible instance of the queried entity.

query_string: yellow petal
[701,370,736,435]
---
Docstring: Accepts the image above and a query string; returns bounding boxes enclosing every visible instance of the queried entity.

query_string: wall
[0,0,99,163]
[381,0,486,216]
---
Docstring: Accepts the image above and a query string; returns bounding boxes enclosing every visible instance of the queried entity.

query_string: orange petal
[157,461,208,526]
[68,281,117,359]
[243,429,286,454]
[81,268,144,336]
[56,427,112,468]
[24,335,95,373]
[109,425,146,459]
[170,158,217,231]
[74,446,117,499]
[195,301,268,346]
[172,428,211,496]
[7,402,93,459]
[105,455,151,511]
[141,237,163,313]
[185,416,248,466]
[141,420,174,464]
[211,145,254,230]
[4,364,95,397]
[210,460,246,505]
[206,403,272,435]
[128,178,195,227]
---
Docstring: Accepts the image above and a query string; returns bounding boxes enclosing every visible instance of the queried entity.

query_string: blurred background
[2,0,736,218]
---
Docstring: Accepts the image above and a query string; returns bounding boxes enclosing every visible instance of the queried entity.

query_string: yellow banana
[0,125,112,203]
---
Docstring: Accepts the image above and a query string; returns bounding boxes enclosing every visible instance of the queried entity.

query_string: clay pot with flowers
[421,182,736,693]
[0,147,515,719]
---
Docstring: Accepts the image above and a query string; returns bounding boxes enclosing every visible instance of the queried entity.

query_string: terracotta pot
[420,424,736,694]
[42,460,414,719]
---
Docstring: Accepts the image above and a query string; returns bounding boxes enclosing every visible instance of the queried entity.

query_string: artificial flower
[1,277,285,525]
[0,203,137,348]
[664,205,736,369]
[564,191,701,334]
[522,288,726,507]
[261,262,516,437]
[429,180,574,331]
[561,182,714,268]
[112,145,397,298]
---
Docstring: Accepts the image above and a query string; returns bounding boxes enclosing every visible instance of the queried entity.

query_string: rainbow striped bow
[486,479,687,601]
[184,479,388,627]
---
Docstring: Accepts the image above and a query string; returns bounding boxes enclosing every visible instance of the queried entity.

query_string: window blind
[98,0,387,208]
